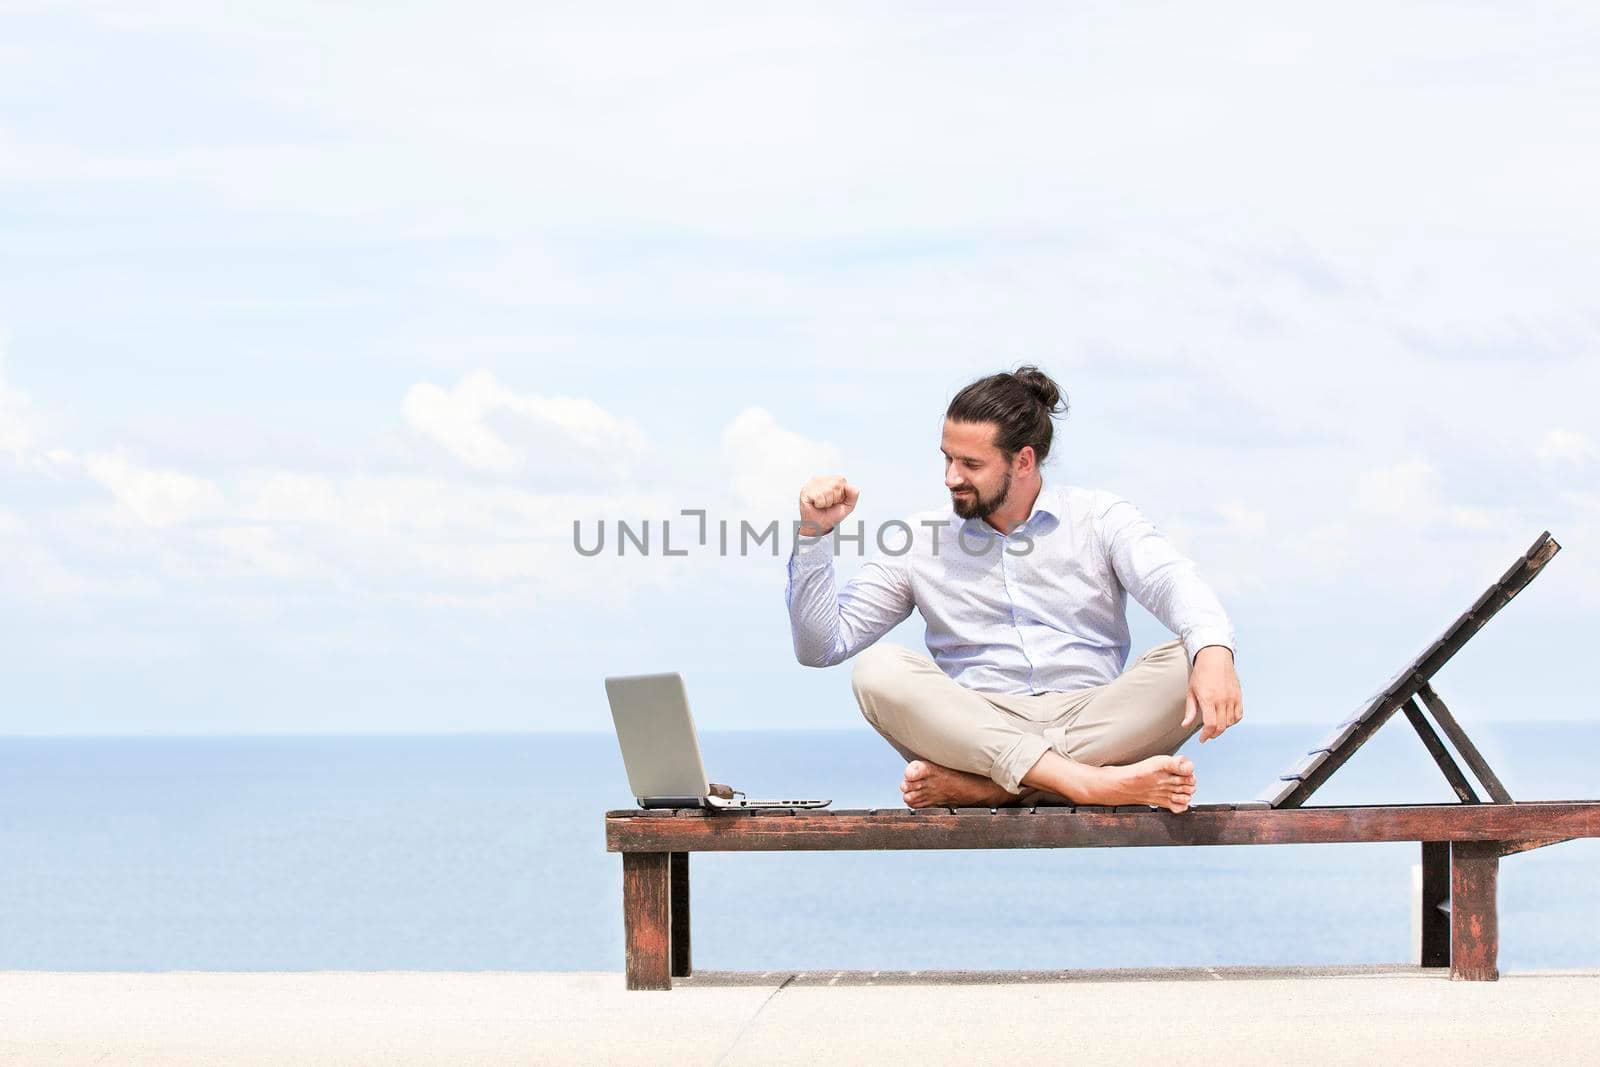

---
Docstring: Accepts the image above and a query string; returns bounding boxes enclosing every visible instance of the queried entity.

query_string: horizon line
[0,719,1593,742]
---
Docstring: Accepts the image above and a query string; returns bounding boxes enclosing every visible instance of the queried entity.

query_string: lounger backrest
[1258,531,1562,809]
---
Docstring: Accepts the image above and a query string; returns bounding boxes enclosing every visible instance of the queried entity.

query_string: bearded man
[785,366,1244,812]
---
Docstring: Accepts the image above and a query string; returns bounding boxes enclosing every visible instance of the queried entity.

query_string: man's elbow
[793,643,842,669]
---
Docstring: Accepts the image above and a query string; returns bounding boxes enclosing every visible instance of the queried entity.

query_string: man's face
[941,419,1013,520]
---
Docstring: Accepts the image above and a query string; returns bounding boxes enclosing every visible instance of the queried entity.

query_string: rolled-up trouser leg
[851,643,1050,796]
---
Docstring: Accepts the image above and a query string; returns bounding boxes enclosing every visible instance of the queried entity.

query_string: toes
[905,761,930,782]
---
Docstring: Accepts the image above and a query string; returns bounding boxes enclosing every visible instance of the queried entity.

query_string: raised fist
[798,475,860,536]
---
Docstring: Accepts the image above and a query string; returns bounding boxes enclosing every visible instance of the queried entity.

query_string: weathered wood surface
[1450,841,1501,981]
[1420,841,1451,968]
[1416,684,1514,804]
[606,801,1600,853]
[1494,836,1575,857]
[622,852,671,991]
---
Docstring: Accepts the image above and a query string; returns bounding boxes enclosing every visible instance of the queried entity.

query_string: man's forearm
[786,535,847,667]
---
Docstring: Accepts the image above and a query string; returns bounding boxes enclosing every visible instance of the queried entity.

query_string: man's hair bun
[1012,365,1066,414]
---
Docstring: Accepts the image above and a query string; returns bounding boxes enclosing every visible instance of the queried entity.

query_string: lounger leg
[1449,842,1500,981]
[670,851,691,978]
[623,852,672,990]
[1420,841,1450,968]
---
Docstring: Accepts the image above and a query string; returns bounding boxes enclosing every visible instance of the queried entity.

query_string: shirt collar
[1028,483,1062,523]
[957,483,1061,537]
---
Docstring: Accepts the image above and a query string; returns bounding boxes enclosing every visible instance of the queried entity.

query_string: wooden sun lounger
[605,532,1598,989]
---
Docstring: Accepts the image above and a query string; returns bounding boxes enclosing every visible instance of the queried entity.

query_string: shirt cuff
[1183,631,1235,666]
[789,530,835,569]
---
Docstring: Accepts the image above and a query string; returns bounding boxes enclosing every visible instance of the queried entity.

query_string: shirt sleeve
[785,531,916,668]
[1095,494,1236,666]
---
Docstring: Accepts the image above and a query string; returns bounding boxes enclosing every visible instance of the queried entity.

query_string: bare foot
[1098,755,1197,813]
[1020,751,1198,813]
[900,759,1013,808]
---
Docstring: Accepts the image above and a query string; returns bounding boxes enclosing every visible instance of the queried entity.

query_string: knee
[1154,642,1192,713]
[850,643,910,715]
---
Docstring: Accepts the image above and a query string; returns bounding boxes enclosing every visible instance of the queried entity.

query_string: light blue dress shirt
[785,482,1235,695]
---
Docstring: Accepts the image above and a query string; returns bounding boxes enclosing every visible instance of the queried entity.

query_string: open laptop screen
[604,672,711,802]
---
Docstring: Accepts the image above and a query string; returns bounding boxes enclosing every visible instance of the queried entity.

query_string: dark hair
[945,365,1069,466]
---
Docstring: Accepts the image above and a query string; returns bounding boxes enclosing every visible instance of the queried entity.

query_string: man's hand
[1182,645,1242,743]
[799,474,860,537]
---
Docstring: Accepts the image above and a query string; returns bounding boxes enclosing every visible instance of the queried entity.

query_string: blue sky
[2,3,1597,735]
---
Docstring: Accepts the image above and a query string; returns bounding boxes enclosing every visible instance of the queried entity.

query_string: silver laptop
[604,672,830,810]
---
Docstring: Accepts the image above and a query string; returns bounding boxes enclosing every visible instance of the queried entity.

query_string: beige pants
[851,639,1200,802]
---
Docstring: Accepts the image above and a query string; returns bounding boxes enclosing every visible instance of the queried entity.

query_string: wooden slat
[1416,684,1513,804]
[1274,696,1409,807]
[1309,720,1361,754]
[1253,779,1301,807]
[607,801,1600,853]
[1278,750,1332,783]
[1401,698,1480,803]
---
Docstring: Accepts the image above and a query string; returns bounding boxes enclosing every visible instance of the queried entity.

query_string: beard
[951,468,1012,520]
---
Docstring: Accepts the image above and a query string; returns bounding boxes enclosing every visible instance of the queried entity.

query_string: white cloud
[1536,428,1599,466]
[401,370,646,479]
[82,450,226,527]
[0,357,693,608]
[15,4,1600,254]
[1216,502,1268,539]
[0,340,44,463]
[203,525,311,580]
[1353,458,1494,530]
[720,406,841,518]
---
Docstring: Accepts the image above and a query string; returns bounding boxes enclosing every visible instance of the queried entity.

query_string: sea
[1,724,1595,973]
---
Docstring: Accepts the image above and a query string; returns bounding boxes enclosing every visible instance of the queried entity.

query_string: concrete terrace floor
[3,967,1599,1066]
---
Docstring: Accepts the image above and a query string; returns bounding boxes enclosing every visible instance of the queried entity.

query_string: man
[784,365,1243,813]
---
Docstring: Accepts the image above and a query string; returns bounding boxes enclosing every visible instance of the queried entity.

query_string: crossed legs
[851,641,1202,812]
